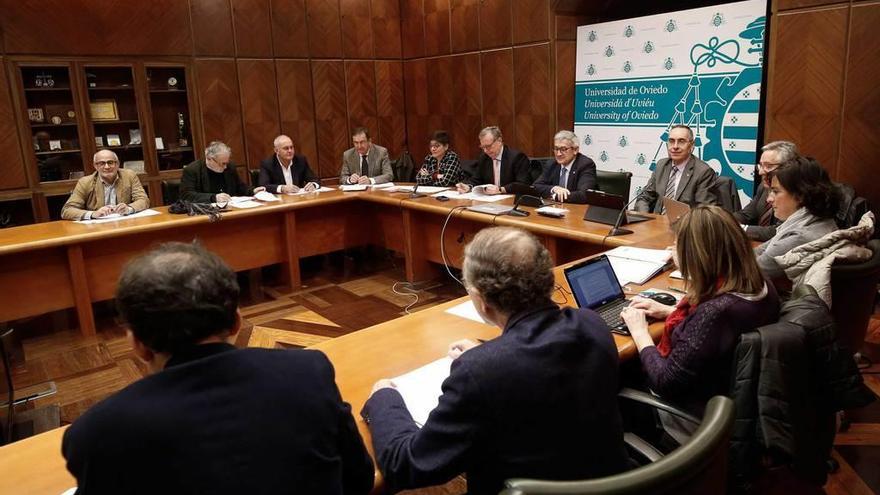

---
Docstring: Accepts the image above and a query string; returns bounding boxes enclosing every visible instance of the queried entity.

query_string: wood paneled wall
[0,0,407,201]
[764,0,880,208]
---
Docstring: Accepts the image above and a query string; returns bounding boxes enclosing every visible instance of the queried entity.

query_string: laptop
[466,203,513,215]
[563,255,629,335]
[662,197,690,227]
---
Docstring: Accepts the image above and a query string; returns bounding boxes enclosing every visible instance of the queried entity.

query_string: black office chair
[393,151,415,182]
[834,183,872,230]
[712,175,741,212]
[249,168,260,188]
[460,159,478,181]
[529,157,553,183]
[499,395,734,495]
[0,328,60,445]
[596,170,632,198]
[161,179,181,205]
[830,238,880,357]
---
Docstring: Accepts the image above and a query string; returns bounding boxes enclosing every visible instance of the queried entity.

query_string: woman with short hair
[415,130,463,187]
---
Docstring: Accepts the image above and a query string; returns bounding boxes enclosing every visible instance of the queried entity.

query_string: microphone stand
[508,194,540,217]
[608,192,646,236]
[409,183,426,199]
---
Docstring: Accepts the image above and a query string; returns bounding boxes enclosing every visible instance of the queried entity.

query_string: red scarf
[657,297,695,357]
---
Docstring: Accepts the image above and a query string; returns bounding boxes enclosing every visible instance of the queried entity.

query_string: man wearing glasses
[61,149,150,220]
[532,130,597,203]
[635,125,718,213]
[734,141,798,241]
[456,126,531,195]
[181,141,265,204]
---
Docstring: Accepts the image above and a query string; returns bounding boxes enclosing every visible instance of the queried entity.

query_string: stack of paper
[605,246,673,285]
[431,190,513,202]
[444,300,487,324]
[340,184,368,192]
[391,357,453,426]
[388,185,449,194]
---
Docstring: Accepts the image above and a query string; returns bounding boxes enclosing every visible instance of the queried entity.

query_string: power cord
[553,283,572,305]
[441,206,468,287]
[391,281,421,314]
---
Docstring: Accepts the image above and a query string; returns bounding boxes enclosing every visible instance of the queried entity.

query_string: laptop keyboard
[596,298,630,335]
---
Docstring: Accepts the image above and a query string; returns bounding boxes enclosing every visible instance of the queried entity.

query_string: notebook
[563,255,629,335]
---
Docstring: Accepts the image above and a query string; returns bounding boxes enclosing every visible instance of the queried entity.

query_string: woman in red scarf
[621,205,780,410]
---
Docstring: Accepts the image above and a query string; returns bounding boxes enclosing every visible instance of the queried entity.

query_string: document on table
[444,300,487,324]
[391,356,453,427]
[430,190,513,202]
[254,191,281,202]
[340,184,368,191]
[228,200,263,209]
[604,246,672,285]
[76,208,161,224]
[370,182,395,189]
[388,185,450,194]
[286,186,336,195]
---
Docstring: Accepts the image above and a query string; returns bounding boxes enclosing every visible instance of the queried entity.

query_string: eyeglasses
[429,142,444,149]
[667,138,692,146]
[95,160,118,167]
[758,161,781,171]
[553,146,574,153]
[479,140,497,151]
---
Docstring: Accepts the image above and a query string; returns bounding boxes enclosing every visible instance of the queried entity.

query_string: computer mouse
[649,292,677,306]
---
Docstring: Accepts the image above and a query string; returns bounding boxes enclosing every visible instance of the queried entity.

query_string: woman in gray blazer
[754,156,840,282]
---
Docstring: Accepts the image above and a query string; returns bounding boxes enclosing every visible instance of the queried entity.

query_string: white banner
[575,0,768,204]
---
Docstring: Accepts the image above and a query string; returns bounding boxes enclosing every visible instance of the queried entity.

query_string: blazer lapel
[674,156,696,201]
[94,174,106,208]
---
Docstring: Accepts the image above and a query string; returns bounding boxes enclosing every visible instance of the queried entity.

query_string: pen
[666,286,686,294]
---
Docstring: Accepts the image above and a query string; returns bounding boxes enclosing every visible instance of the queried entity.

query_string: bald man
[61,149,150,220]
[258,135,320,194]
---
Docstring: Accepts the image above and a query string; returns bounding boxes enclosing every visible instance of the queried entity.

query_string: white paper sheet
[370,182,395,189]
[76,208,161,224]
[431,190,513,202]
[391,357,453,426]
[444,300,487,324]
[254,191,281,202]
[388,185,450,194]
[340,184,368,192]
[604,246,672,286]
[228,200,263,209]
[286,186,336,195]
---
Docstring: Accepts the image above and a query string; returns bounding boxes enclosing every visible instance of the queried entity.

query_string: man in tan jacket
[61,150,150,220]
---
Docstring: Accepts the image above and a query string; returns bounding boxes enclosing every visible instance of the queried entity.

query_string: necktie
[559,167,568,187]
[662,166,679,213]
[493,159,501,187]
[360,155,369,177]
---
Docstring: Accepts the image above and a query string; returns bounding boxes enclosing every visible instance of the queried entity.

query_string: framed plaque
[90,100,119,121]
[106,134,122,146]
[27,108,44,123]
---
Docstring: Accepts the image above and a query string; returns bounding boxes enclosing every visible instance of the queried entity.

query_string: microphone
[608,191,647,236]
[410,183,426,199]
[508,194,541,217]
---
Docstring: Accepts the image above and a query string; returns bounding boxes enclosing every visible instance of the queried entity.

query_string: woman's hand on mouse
[628,296,675,320]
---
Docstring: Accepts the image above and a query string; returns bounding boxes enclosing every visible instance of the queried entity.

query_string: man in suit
[259,134,320,193]
[635,125,718,213]
[62,242,374,495]
[532,130,597,203]
[61,149,150,220]
[734,140,798,241]
[180,141,265,203]
[340,127,393,185]
[362,227,629,495]
[455,126,531,195]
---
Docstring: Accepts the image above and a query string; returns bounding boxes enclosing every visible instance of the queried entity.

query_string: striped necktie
[664,166,679,199]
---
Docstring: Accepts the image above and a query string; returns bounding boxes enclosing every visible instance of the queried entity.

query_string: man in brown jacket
[61,149,150,220]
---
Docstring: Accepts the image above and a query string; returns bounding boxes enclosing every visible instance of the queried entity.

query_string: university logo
[583,135,593,146]
[604,45,614,57]
[643,41,654,54]
[623,61,633,73]
[663,57,674,70]
[712,12,724,27]
[618,136,628,147]
[636,153,647,166]
[624,25,634,38]
[665,19,677,33]
[586,64,596,76]
[599,151,609,162]
[588,30,597,42]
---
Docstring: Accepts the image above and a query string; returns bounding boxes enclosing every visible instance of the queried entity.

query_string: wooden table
[0,258,682,495]
[0,188,672,336]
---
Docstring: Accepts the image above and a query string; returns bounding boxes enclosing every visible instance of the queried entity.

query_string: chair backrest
[161,179,181,205]
[392,151,415,182]
[830,238,880,352]
[596,170,632,198]
[833,183,872,230]
[530,157,553,183]
[460,159,478,180]
[500,396,734,495]
[712,175,741,212]
[0,328,15,445]
[249,168,260,187]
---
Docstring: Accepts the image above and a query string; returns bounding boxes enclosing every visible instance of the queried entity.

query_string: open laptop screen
[564,255,625,309]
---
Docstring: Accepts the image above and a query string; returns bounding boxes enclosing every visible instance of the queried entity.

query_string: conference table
[0,186,671,336]
[0,186,678,494]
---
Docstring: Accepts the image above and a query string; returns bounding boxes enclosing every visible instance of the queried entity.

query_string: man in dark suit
[340,127,393,185]
[455,126,531,195]
[62,243,374,495]
[259,134,320,194]
[180,141,265,203]
[635,125,718,213]
[734,140,797,241]
[362,227,629,495]
[532,130,597,203]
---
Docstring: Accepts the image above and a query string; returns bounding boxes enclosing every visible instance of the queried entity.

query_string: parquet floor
[5,252,880,494]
